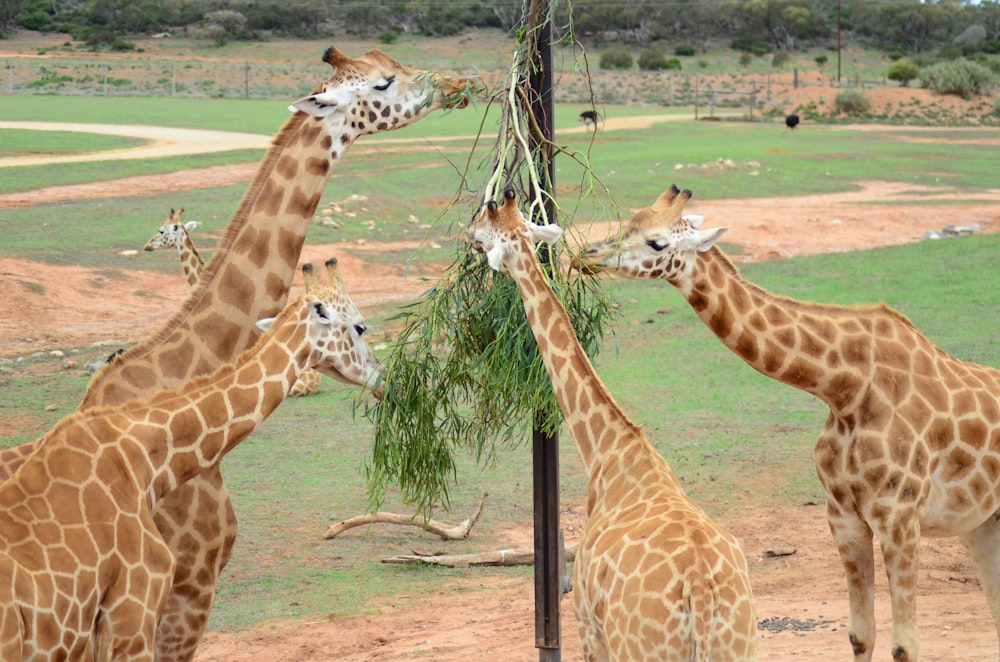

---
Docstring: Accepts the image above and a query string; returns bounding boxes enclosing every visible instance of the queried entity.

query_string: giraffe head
[257,258,383,398]
[288,47,478,140]
[143,208,198,252]
[463,189,564,272]
[576,184,728,286]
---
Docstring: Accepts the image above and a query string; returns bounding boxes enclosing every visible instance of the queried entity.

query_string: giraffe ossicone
[578,183,1000,662]
[0,47,475,662]
[464,190,758,661]
[0,260,380,661]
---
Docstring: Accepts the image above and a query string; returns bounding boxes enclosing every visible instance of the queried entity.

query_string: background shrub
[919,59,995,98]
[887,59,919,87]
[675,44,696,56]
[834,89,872,114]
[599,47,633,70]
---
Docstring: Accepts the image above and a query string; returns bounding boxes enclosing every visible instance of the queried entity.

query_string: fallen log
[323,492,488,541]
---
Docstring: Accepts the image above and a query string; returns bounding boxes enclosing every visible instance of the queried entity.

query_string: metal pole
[526,1,561,659]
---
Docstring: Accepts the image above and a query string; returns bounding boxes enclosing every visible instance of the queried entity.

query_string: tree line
[2,0,999,59]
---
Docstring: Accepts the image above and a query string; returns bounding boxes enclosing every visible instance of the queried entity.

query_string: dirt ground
[2,110,1000,660]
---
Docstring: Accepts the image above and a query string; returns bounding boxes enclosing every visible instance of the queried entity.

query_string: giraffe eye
[374,77,395,91]
[353,324,367,336]
[646,239,669,251]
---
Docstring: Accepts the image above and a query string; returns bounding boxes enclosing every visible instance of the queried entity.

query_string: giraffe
[0,47,474,661]
[143,208,206,293]
[0,258,381,661]
[143,208,323,398]
[576,184,1000,662]
[463,190,758,661]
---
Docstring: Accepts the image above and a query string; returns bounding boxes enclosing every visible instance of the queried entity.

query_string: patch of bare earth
[2,114,999,661]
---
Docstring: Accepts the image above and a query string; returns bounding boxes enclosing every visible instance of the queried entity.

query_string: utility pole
[526,0,562,660]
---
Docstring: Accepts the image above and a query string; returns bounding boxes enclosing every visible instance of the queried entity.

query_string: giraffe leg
[959,517,1000,657]
[153,467,238,662]
[875,514,921,662]
[828,507,877,662]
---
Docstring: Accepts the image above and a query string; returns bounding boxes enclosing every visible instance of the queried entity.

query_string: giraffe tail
[685,568,720,662]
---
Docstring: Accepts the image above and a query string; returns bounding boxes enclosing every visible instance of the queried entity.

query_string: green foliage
[365,249,612,513]
[638,47,678,71]
[815,54,828,67]
[834,88,872,115]
[731,35,770,56]
[919,58,995,98]
[675,44,696,57]
[771,50,790,69]
[887,58,919,87]
[599,46,633,70]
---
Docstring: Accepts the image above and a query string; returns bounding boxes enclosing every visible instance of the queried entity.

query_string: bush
[675,44,696,57]
[771,51,790,69]
[919,59,995,98]
[599,47,633,70]
[731,35,769,56]
[887,59,919,87]
[638,47,668,71]
[834,89,872,115]
[815,54,828,67]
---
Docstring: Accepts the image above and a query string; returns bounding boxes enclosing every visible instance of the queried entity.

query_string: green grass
[0,128,148,155]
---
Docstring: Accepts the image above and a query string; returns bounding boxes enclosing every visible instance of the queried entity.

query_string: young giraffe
[0,48,474,661]
[143,208,323,398]
[463,190,758,661]
[0,258,381,661]
[577,185,1000,662]
[144,208,205,292]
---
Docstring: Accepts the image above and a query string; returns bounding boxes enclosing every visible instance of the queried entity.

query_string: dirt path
[2,119,1000,661]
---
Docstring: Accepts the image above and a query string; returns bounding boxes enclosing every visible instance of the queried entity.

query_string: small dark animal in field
[785,114,800,129]
[579,110,601,129]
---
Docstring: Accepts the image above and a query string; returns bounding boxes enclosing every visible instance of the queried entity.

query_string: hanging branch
[362,1,617,515]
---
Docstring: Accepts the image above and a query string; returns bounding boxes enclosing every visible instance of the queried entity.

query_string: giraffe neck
[508,241,659,483]
[124,308,310,503]
[80,112,356,409]
[682,246,925,408]
[177,235,205,292]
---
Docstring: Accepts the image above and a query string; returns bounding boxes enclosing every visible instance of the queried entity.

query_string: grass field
[1,37,999,640]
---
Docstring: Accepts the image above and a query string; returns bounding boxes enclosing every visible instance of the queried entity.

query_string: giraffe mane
[708,245,922,330]
[114,111,311,365]
[77,295,314,429]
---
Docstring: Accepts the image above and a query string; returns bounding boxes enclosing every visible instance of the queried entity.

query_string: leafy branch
[363,0,618,514]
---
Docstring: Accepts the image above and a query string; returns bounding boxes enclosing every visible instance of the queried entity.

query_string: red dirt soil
[2,111,1000,660]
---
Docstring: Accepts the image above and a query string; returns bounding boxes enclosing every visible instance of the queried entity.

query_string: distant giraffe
[0,259,380,661]
[577,184,1000,662]
[144,208,205,292]
[143,208,322,397]
[464,190,757,661]
[0,47,474,662]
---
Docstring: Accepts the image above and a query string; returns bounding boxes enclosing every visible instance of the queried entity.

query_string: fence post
[103,62,108,97]
[694,75,699,120]
[244,61,249,99]
[6,59,11,94]
[172,62,176,96]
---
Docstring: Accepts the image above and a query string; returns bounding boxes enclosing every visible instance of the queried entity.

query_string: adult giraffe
[465,190,758,661]
[0,259,380,661]
[0,47,474,661]
[577,184,1000,662]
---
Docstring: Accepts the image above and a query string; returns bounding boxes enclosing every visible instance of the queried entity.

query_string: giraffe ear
[255,317,276,333]
[289,90,345,117]
[529,222,563,246]
[184,221,199,232]
[694,227,727,252]
[683,214,705,229]
[485,244,507,271]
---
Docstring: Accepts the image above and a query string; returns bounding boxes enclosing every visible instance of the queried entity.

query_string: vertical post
[244,60,250,99]
[526,1,561,660]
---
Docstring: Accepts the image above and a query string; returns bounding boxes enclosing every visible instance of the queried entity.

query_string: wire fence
[3,56,319,99]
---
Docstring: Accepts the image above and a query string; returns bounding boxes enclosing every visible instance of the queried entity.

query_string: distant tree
[887,58,919,87]
[199,9,246,45]
[0,0,22,35]
[853,0,957,53]
[742,0,829,50]
[638,46,673,70]
[954,24,987,54]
